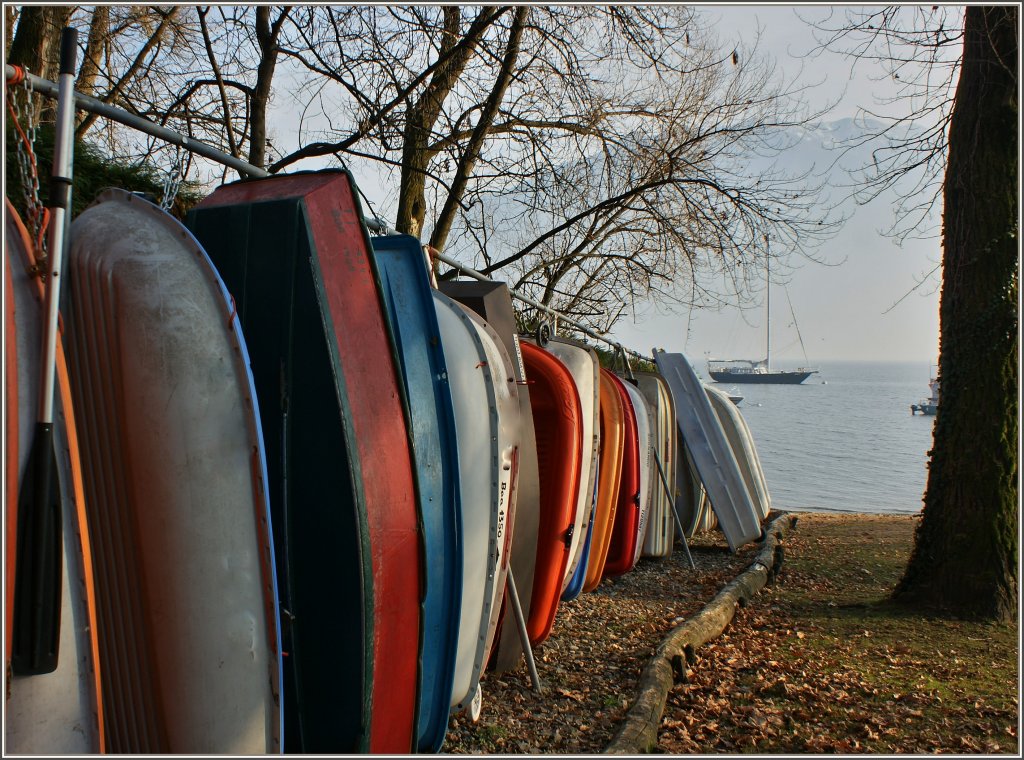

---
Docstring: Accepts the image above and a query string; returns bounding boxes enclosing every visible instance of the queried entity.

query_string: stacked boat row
[4,169,772,755]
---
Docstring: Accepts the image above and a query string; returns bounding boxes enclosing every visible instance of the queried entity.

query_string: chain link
[8,71,47,257]
[159,144,183,211]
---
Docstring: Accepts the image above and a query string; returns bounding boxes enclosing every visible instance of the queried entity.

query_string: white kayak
[543,338,601,592]
[635,372,676,558]
[433,291,520,715]
[705,384,772,520]
[653,351,762,552]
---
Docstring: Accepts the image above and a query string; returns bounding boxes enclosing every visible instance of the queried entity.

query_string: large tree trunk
[892,5,1018,621]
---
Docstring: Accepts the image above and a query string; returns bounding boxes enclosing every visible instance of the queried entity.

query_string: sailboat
[707,256,819,385]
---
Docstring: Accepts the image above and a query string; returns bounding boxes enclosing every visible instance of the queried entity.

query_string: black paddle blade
[12,423,63,675]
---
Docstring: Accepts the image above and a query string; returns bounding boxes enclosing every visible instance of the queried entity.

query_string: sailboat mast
[765,253,771,370]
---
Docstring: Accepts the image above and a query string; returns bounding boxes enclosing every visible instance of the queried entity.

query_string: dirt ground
[445,512,1020,755]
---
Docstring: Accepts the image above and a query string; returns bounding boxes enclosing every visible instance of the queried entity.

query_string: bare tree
[274,5,838,330]
[6,4,838,327]
[809,5,965,241]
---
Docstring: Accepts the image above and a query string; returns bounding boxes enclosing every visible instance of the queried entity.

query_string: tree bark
[4,6,19,60]
[892,5,1018,621]
[249,6,290,170]
[395,7,501,236]
[77,5,109,99]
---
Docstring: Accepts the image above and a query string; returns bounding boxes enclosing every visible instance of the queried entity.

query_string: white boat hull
[64,190,281,753]
[636,373,676,558]
[433,292,520,713]
[543,338,600,592]
[705,384,772,520]
[653,351,762,552]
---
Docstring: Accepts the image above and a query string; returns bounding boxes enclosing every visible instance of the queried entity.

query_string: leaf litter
[445,513,1019,754]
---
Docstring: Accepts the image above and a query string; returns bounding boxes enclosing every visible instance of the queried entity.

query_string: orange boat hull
[583,370,626,592]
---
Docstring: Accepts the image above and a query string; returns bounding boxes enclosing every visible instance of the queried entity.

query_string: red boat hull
[602,373,642,578]
[521,341,582,645]
[192,172,420,753]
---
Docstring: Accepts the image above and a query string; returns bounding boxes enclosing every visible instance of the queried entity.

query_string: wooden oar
[12,26,78,676]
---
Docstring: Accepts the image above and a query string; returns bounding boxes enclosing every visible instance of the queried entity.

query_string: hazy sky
[610,5,943,367]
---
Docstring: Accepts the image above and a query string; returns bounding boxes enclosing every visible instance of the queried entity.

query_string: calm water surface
[709,360,936,515]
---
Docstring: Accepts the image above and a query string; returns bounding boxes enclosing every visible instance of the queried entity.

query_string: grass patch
[660,513,1019,754]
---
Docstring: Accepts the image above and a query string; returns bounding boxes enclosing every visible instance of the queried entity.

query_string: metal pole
[504,569,542,693]
[5,64,270,180]
[653,449,696,570]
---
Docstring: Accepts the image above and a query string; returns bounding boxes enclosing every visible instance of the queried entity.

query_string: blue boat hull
[370,234,463,753]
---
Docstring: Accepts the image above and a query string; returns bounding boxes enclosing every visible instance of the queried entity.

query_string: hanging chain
[7,69,49,263]
[159,143,183,211]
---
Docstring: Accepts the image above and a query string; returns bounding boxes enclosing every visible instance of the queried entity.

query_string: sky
[608,4,944,367]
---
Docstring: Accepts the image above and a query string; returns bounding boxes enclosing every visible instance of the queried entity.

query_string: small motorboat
[911,377,940,415]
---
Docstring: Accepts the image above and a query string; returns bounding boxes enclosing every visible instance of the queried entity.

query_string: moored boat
[707,359,817,385]
[911,376,940,415]
[708,257,818,385]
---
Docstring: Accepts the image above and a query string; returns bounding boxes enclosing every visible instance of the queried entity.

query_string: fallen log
[604,512,798,754]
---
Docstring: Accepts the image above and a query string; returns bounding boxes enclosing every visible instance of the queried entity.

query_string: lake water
[709,361,936,515]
